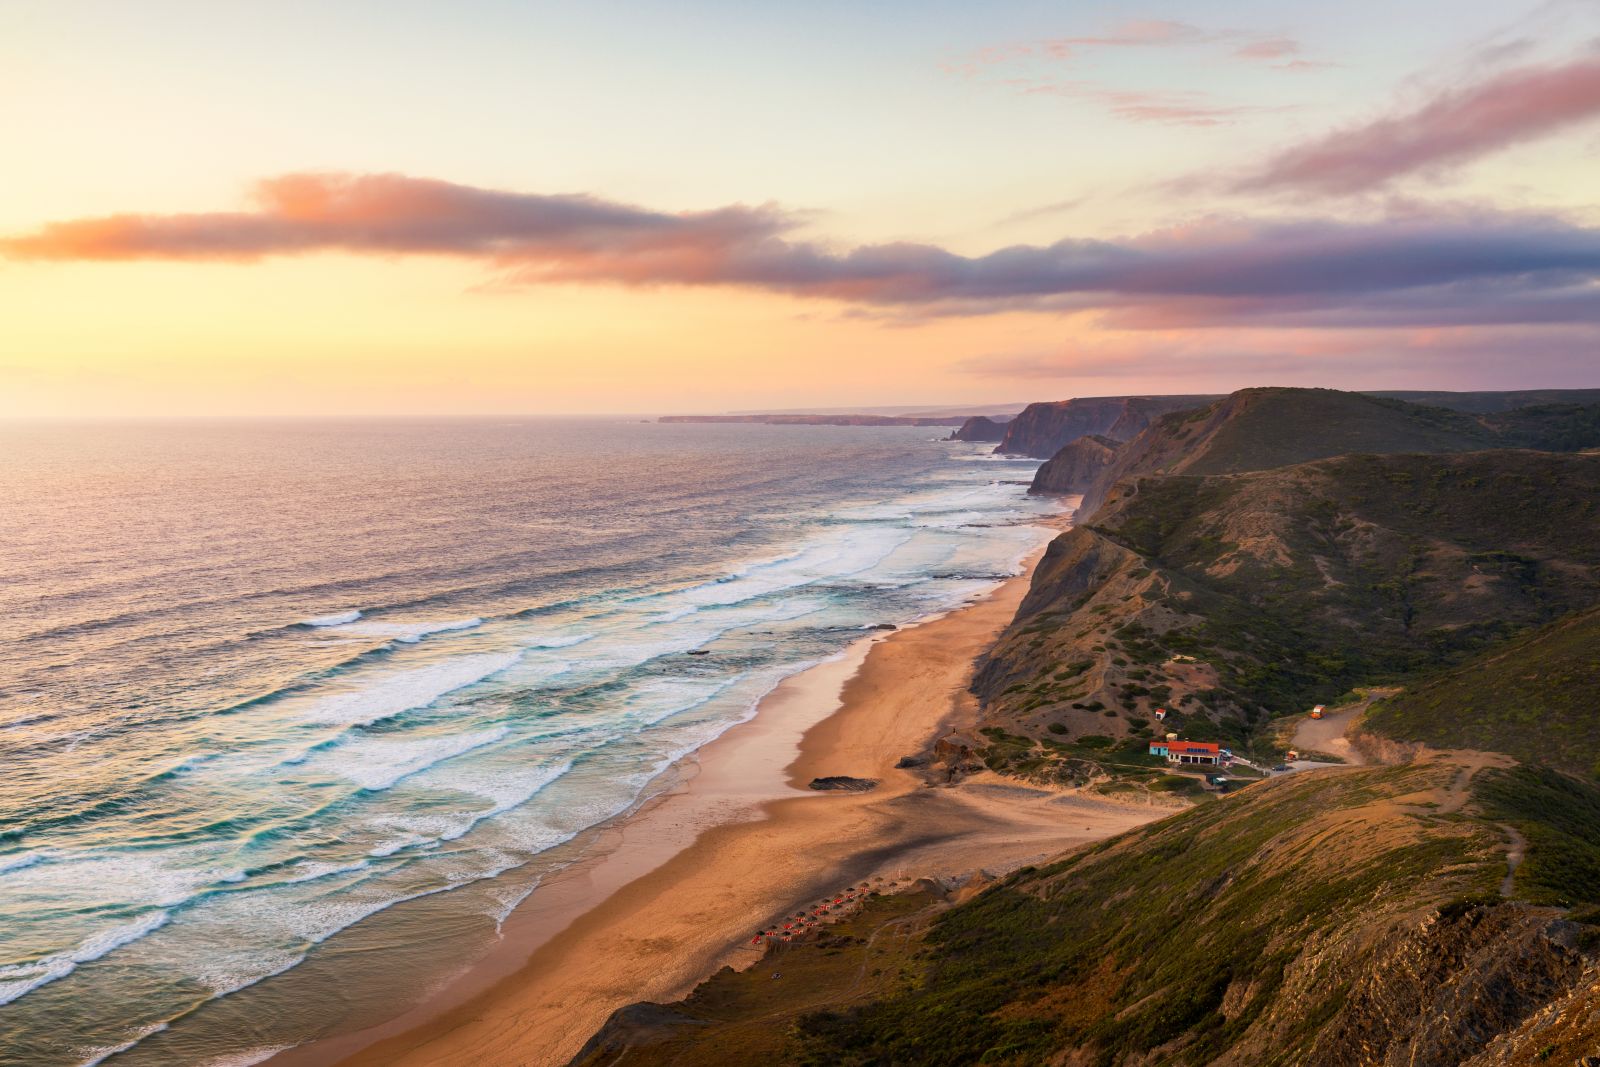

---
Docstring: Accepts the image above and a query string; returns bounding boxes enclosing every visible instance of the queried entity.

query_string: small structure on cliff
[1148,738,1223,766]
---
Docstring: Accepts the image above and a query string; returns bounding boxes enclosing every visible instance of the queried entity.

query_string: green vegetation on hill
[1077,387,1600,517]
[1477,764,1600,909]
[1363,607,1600,777]
[975,448,1600,757]
[796,762,1502,1066]
[594,758,1600,1065]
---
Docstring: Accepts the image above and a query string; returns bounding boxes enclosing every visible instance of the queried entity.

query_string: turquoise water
[0,419,1052,1064]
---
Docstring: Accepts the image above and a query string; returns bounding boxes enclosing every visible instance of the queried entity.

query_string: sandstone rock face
[1029,434,1121,495]
[1302,904,1582,1067]
[994,395,1219,457]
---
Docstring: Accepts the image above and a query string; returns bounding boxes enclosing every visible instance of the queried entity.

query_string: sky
[3,0,1600,416]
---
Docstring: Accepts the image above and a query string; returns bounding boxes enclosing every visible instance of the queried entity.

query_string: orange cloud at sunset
[5,1,1599,418]
[8,173,1600,329]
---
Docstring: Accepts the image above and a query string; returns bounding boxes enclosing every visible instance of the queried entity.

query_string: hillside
[993,395,1218,457]
[1077,388,1600,517]
[1028,433,1120,495]
[1375,388,1600,414]
[574,756,1600,1066]
[1361,606,1600,777]
[570,386,1600,1067]
[971,449,1600,772]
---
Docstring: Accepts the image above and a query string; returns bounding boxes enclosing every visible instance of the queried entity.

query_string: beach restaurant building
[1149,738,1223,766]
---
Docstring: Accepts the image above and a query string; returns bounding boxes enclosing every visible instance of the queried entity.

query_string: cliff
[1028,433,1120,495]
[973,448,1600,765]
[1076,387,1600,517]
[993,394,1219,457]
[946,414,1008,442]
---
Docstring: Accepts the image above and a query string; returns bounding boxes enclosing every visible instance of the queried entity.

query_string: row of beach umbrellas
[747,876,901,945]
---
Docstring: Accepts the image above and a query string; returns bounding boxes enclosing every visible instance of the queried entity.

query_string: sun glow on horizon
[5,0,1600,417]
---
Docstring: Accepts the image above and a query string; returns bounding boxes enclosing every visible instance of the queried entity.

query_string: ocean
[0,418,1053,1065]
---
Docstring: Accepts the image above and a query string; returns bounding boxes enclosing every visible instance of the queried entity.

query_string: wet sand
[280,543,1161,1067]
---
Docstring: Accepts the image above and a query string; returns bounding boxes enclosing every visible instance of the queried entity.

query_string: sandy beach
[273,539,1161,1067]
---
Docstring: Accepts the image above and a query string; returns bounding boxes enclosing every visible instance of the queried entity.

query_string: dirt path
[1290,688,1399,764]
[1499,823,1527,897]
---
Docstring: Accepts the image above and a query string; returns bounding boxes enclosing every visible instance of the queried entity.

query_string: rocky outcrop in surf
[947,415,1008,442]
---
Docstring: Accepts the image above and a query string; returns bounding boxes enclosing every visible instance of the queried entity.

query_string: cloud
[956,323,1600,390]
[8,174,1600,329]
[1,172,794,265]
[1007,80,1283,125]
[1234,53,1600,195]
[995,196,1089,227]
[1038,19,1214,60]
[945,20,1308,71]
[1233,36,1300,61]
[942,21,1314,125]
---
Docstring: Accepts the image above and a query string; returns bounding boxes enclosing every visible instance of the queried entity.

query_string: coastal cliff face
[1075,387,1600,518]
[993,394,1218,457]
[973,447,1600,768]
[947,414,1008,442]
[1028,433,1120,494]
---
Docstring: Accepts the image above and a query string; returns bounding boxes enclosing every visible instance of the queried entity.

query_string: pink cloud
[1234,36,1299,60]
[1235,53,1600,194]
[1010,79,1279,126]
[956,323,1600,392]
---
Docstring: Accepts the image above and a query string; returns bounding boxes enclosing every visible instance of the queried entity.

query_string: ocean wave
[77,1022,172,1067]
[366,757,576,857]
[0,849,50,876]
[336,726,512,791]
[328,616,484,643]
[301,610,362,627]
[301,651,521,727]
[196,1046,293,1067]
[0,910,170,1007]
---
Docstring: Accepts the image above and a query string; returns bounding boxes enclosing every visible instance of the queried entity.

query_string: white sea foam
[643,527,912,617]
[300,651,520,726]
[365,757,576,855]
[77,1022,171,1067]
[196,1047,294,1067]
[331,616,484,643]
[0,849,50,876]
[0,910,170,1006]
[335,726,511,791]
[303,610,362,627]
[279,859,373,885]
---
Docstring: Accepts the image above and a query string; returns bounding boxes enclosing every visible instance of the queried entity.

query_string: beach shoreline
[270,525,1160,1067]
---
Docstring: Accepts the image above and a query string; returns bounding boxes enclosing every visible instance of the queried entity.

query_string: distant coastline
[658,413,970,426]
